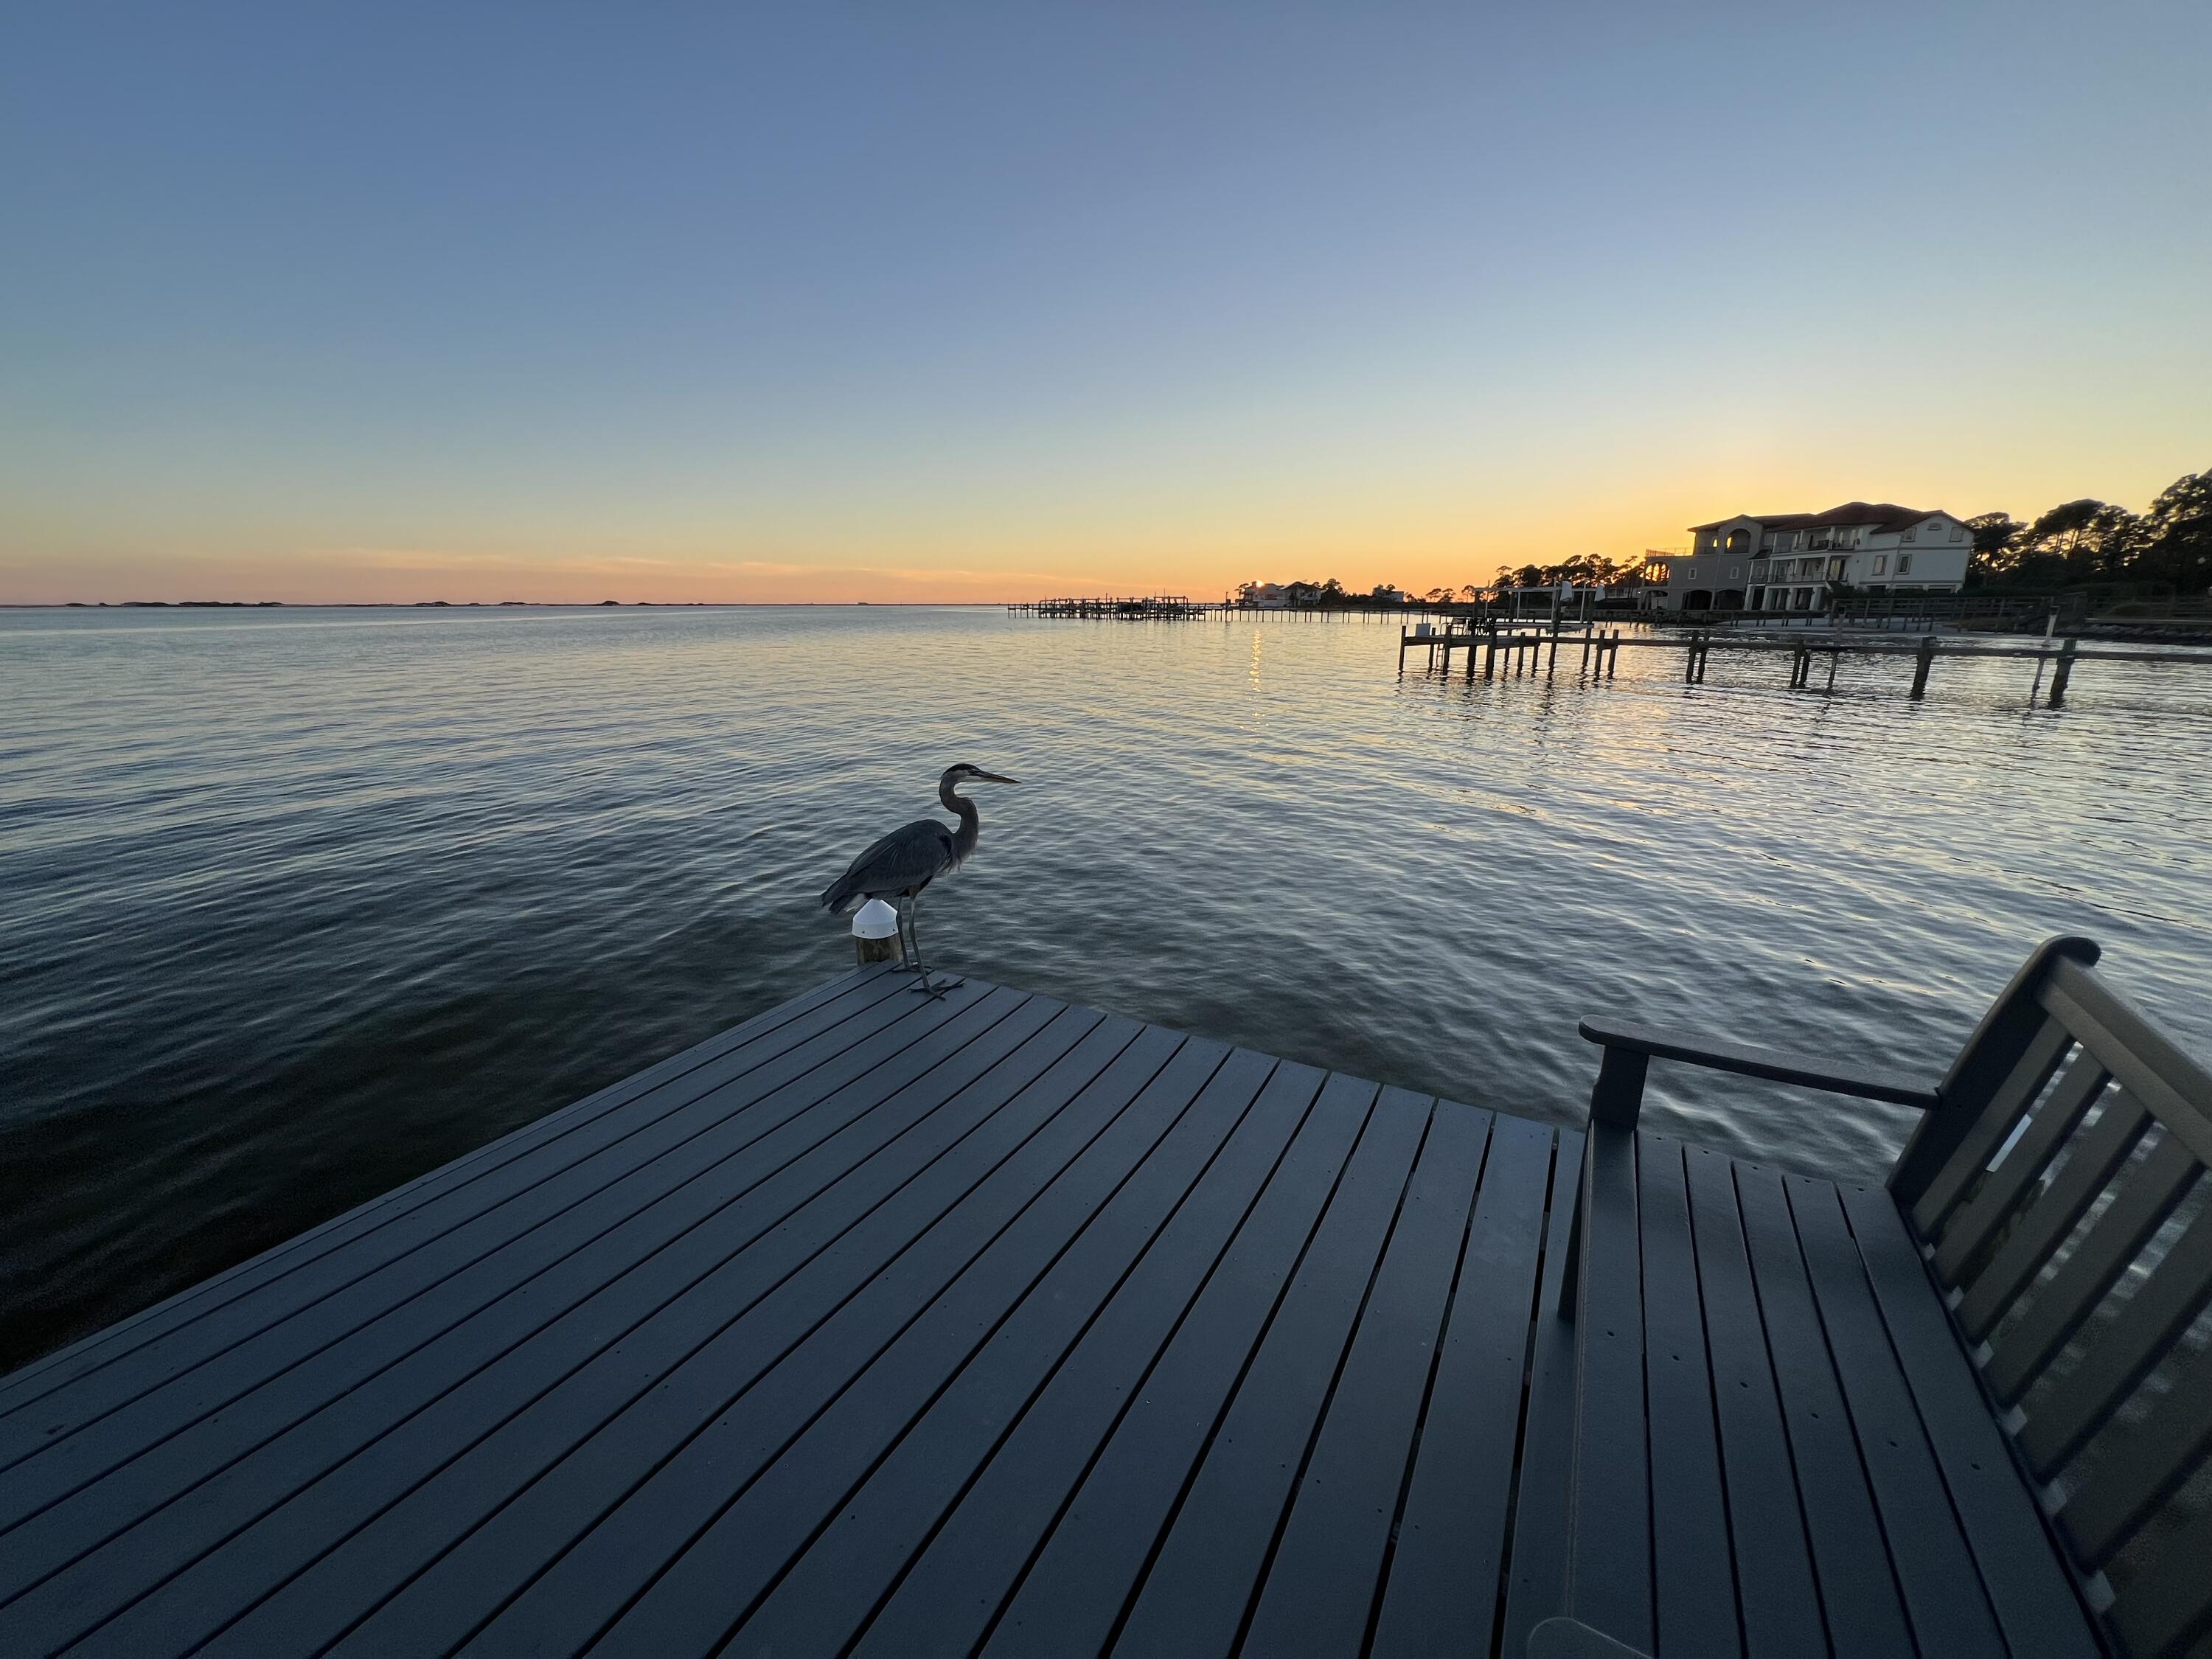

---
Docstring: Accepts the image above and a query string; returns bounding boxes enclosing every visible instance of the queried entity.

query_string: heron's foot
[910,975,964,999]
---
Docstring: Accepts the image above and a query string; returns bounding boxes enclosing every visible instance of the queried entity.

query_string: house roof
[1688,502,1953,533]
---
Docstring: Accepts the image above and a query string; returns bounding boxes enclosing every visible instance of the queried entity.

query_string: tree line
[1235,554,1649,609]
[1477,553,1649,596]
[1233,578,1411,607]
[1965,465,2211,591]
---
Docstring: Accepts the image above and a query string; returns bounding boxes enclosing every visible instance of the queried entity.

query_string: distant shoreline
[0,600,1025,611]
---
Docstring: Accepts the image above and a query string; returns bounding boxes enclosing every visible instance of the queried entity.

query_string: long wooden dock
[2,958,2151,1657]
[1402,621,2212,703]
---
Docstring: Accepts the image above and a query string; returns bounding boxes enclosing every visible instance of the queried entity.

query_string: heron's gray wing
[818,818,959,912]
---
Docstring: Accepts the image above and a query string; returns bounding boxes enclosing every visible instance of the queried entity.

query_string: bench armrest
[1578,1018,1941,1110]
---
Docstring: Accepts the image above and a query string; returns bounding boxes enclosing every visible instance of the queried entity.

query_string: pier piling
[851,899,903,967]
[2048,636,2079,706]
[1910,633,1935,698]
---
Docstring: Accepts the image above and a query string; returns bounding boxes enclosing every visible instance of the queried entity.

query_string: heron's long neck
[941,779,981,860]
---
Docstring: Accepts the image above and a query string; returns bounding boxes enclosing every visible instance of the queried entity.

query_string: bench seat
[1568,1126,2101,1658]
[1565,937,2212,1658]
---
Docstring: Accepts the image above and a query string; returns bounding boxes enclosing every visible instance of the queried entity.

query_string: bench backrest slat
[1893,936,2102,1209]
[2039,957,2212,1166]
[1911,1021,2077,1237]
[1898,941,2212,1657]
[1955,1090,2148,1348]
[2057,1339,2212,1568]
[2020,1206,2212,1479]
[1983,1130,2197,1407]
[1933,1050,2110,1284]
[2112,1504,2212,1659]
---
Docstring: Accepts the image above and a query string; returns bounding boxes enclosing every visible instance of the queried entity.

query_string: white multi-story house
[1655,503,1972,612]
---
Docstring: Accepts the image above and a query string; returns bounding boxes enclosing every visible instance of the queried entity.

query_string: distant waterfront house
[1653,504,1972,612]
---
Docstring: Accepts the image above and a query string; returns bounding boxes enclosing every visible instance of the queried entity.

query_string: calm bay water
[3,603,2209,1368]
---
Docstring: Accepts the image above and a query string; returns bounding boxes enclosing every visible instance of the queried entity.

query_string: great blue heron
[819,763,1020,996]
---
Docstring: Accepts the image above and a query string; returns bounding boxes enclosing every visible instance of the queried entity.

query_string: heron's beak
[976,771,1020,785]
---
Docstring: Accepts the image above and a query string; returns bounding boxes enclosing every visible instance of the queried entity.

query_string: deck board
[66,991,1086,1659]
[0,967,900,1416]
[198,996,1118,1658]
[1837,1182,2103,1659]
[0,970,942,1510]
[1368,1111,1554,1658]
[592,1029,1225,1656]
[0,966,2098,1658]
[1735,1160,1919,1658]
[980,1065,1366,1658]
[846,1054,1317,1658]
[1498,1124,1587,1659]
[1564,1123,1652,1652]
[1681,1144,1826,1659]
[10,984,1046,1639]
[1241,1091,1492,1658]
[324,1011,1158,1658]
[1104,1074,1408,1658]
[1637,1135,1739,1658]
[0,979,1027,1622]
[740,1046,1288,1658]
[1789,1174,2010,1659]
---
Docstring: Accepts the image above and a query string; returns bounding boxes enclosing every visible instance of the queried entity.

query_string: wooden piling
[1910,633,1935,698]
[2048,636,2079,706]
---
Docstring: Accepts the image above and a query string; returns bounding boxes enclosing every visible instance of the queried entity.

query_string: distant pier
[1009,595,1210,619]
[1400,618,2212,706]
[1012,598,1460,623]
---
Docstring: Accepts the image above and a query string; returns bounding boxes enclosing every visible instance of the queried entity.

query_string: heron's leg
[893,897,928,982]
[894,897,922,975]
[905,897,961,998]
[906,898,939,997]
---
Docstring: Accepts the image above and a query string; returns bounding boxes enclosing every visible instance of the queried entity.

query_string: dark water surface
[4,604,2208,1368]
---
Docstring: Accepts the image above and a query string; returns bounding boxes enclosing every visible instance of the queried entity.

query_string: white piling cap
[852,898,901,940]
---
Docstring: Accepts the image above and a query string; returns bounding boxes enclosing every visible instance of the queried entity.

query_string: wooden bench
[1562,936,2212,1658]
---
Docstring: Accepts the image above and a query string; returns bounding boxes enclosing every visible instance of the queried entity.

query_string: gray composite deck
[0,964,2098,1658]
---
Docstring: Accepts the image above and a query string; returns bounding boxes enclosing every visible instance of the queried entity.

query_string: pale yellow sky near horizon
[5,437,2202,606]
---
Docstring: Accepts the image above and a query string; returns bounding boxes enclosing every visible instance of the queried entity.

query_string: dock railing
[1565,936,2212,1656]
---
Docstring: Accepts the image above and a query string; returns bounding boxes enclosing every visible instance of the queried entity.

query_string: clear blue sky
[4,1,2206,601]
